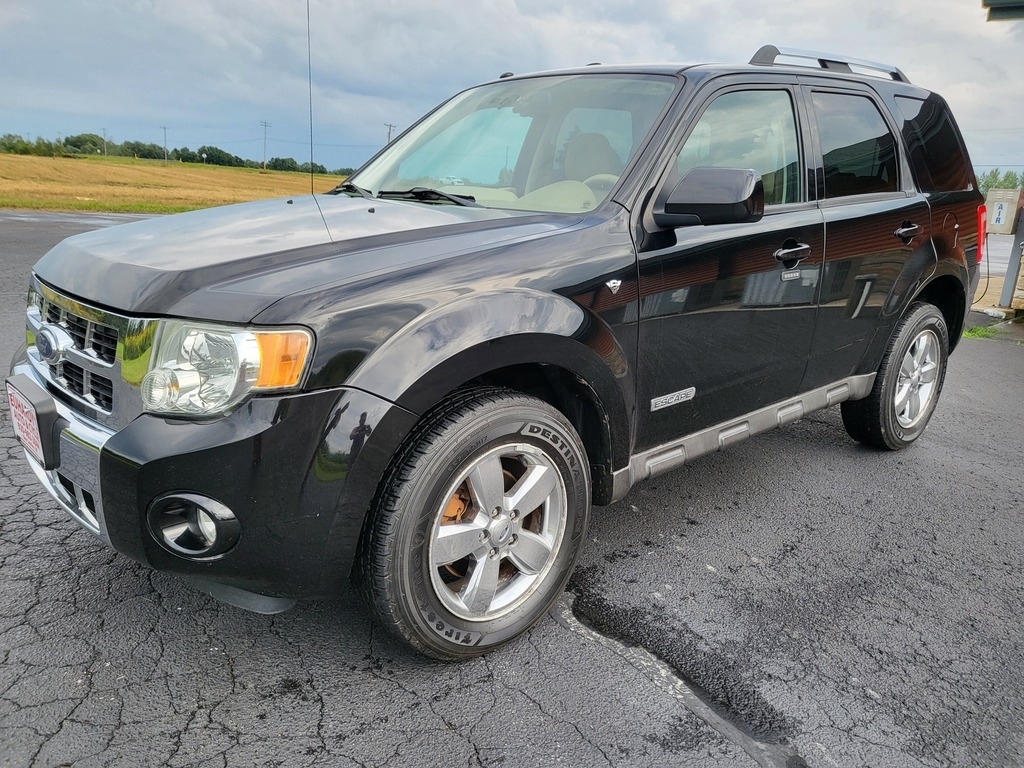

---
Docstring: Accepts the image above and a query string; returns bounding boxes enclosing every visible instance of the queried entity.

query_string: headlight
[140,320,312,416]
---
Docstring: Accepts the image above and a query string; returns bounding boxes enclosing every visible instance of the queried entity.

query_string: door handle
[773,241,811,268]
[894,221,921,244]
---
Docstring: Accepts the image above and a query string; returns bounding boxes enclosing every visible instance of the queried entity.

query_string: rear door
[799,83,935,390]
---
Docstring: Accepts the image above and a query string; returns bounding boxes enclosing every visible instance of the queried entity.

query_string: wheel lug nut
[492,507,501,519]
[510,534,518,546]
[479,530,489,541]
[510,509,519,520]
[489,548,499,559]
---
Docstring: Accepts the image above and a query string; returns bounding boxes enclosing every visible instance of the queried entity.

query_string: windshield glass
[351,74,677,214]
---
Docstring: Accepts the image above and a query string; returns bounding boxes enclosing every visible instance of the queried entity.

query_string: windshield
[350,74,677,214]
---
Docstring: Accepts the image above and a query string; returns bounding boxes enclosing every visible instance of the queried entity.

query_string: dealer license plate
[6,381,45,466]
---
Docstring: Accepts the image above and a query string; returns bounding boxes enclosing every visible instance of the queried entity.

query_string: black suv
[7,46,984,658]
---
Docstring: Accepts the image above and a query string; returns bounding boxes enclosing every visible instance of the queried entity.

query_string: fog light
[148,493,240,560]
[195,508,218,546]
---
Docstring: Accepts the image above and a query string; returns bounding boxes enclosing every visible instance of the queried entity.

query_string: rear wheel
[841,302,949,450]
[358,388,590,659]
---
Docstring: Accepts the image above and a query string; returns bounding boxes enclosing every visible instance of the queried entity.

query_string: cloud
[1,0,1021,170]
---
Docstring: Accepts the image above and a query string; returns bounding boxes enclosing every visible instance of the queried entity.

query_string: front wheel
[841,302,949,450]
[357,388,591,659]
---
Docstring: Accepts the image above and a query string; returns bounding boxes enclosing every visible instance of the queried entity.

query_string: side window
[675,90,801,206]
[811,92,899,199]
[894,95,972,192]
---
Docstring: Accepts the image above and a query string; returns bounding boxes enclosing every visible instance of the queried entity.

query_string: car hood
[32,194,572,320]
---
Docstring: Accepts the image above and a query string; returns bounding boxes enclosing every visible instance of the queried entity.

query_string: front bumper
[8,353,418,606]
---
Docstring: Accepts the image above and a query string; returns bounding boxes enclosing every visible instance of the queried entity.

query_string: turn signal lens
[255,331,311,389]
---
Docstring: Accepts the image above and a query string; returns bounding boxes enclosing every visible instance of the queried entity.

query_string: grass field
[0,153,343,213]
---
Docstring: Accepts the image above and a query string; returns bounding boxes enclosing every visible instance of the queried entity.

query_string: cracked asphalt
[1,210,1022,767]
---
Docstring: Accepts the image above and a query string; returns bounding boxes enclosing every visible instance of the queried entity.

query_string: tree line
[0,132,354,176]
[3,131,1018,192]
[977,168,1023,197]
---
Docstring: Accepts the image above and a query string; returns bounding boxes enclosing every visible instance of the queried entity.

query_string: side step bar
[609,374,876,504]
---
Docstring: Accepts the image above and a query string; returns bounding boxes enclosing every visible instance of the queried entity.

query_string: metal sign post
[998,209,1024,309]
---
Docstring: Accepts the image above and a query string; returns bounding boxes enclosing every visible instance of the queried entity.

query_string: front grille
[92,325,119,363]
[55,361,115,412]
[28,279,154,430]
[53,470,100,532]
[39,297,120,364]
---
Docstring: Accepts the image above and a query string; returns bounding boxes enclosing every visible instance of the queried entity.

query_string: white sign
[6,383,44,465]
[985,189,1023,235]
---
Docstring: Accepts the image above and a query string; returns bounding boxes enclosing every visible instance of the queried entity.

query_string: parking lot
[1,211,1022,767]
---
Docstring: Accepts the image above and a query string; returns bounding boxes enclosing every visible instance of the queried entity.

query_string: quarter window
[675,90,801,206]
[811,92,898,198]
[895,95,972,192]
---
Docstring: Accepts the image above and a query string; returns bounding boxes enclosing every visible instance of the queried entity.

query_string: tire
[841,302,949,450]
[357,387,591,659]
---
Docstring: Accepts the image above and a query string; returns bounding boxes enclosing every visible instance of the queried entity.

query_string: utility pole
[102,128,107,157]
[260,120,271,170]
[384,123,396,144]
[161,126,168,162]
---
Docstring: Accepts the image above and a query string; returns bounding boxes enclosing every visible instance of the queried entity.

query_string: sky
[1,0,1022,174]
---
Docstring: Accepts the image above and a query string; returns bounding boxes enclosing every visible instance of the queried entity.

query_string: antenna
[307,0,314,194]
[304,0,328,234]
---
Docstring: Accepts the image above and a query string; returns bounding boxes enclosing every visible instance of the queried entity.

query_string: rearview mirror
[653,167,764,229]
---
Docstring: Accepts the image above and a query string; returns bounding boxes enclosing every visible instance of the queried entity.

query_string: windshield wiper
[328,181,374,199]
[377,187,481,207]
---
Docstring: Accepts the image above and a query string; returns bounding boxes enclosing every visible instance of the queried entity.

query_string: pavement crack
[554,590,807,768]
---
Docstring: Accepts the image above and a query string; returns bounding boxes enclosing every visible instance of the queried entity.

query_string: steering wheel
[581,173,619,195]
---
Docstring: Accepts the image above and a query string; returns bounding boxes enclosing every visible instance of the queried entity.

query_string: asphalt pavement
[1,209,1022,767]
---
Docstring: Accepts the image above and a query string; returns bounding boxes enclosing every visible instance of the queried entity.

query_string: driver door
[635,84,824,451]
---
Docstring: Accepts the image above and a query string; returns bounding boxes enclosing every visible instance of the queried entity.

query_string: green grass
[963,325,1001,339]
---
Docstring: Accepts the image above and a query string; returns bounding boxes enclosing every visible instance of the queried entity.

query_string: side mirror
[653,167,765,229]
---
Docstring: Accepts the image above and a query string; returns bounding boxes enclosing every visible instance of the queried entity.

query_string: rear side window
[894,95,972,192]
[812,92,899,199]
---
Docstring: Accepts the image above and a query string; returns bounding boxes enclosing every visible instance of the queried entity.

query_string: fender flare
[345,289,633,470]
[857,245,968,375]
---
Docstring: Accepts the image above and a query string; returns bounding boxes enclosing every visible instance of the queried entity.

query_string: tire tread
[355,386,576,659]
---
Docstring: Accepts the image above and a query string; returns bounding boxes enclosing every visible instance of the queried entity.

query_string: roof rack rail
[749,44,910,83]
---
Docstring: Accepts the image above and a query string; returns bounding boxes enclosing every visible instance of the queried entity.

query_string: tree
[267,156,299,172]
[297,161,327,175]
[171,146,200,163]
[978,167,1023,196]
[63,133,105,155]
[0,133,32,154]
[120,140,164,160]
[998,170,1021,190]
[195,145,245,167]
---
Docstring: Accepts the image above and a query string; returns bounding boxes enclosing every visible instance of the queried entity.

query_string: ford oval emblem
[35,326,68,366]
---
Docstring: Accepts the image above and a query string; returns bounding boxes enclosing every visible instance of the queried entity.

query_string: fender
[344,289,634,471]
[855,238,968,376]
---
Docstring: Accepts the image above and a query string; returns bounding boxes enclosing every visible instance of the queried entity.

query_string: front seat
[563,133,622,182]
